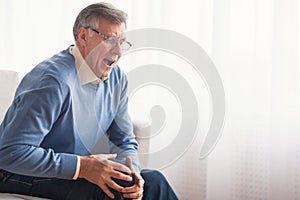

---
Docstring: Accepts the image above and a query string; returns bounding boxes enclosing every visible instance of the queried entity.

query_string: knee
[141,169,168,185]
[141,170,178,199]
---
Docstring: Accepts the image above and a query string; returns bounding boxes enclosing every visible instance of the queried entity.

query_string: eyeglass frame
[84,26,132,51]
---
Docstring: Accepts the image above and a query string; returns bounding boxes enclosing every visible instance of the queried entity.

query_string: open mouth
[104,58,115,67]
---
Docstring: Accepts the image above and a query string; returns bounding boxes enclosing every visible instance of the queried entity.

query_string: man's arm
[0,78,77,179]
[106,74,141,172]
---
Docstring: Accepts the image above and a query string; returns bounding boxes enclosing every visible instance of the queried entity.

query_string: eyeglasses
[84,26,132,52]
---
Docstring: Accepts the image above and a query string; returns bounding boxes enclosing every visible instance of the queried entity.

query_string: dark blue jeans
[0,169,178,200]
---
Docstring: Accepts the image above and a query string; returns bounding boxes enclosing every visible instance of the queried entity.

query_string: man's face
[81,18,126,80]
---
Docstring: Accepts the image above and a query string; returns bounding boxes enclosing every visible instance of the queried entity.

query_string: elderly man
[0,2,178,200]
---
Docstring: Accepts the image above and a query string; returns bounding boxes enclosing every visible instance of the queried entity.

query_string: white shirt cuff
[72,156,80,180]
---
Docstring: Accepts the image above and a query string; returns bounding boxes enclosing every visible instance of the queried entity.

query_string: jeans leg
[0,170,110,200]
[0,169,178,200]
[141,169,179,200]
[0,170,33,196]
[31,177,109,200]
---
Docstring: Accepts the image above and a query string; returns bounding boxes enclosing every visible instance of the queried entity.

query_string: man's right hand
[78,154,132,199]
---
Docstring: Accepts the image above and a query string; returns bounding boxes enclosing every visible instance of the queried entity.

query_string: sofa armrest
[132,120,151,168]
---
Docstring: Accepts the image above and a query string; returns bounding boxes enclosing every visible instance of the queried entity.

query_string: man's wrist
[78,156,88,179]
[72,156,81,180]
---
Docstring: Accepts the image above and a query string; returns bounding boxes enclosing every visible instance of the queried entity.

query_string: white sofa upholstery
[0,194,49,200]
[0,70,19,123]
[0,70,150,200]
[0,70,49,199]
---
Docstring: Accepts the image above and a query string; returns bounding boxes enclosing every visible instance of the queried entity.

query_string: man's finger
[90,154,117,160]
[132,172,144,188]
[136,174,144,188]
[123,189,144,199]
[99,183,115,199]
[108,160,131,174]
[110,170,133,182]
[121,185,139,193]
[126,156,134,172]
[105,154,118,160]
[105,178,127,192]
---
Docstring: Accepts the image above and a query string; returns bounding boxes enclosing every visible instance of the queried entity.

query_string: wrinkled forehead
[96,18,126,38]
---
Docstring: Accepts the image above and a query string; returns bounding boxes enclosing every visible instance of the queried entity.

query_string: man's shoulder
[35,48,76,79]
[19,47,77,92]
[42,47,76,80]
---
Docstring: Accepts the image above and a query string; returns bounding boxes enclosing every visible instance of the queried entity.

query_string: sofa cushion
[0,193,49,200]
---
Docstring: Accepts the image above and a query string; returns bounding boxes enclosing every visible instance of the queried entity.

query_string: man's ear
[77,27,88,47]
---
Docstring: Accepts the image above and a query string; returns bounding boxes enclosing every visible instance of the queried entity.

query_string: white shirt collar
[69,45,102,86]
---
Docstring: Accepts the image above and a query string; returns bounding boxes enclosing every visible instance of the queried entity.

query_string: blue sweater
[0,47,139,179]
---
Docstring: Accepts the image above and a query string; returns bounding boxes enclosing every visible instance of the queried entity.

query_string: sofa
[0,70,150,200]
[0,70,48,200]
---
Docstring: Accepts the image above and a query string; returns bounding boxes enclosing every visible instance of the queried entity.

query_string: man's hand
[122,157,145,200]
[78,154,132,199]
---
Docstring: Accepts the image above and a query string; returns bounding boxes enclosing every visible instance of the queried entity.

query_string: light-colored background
[1,0,300,200]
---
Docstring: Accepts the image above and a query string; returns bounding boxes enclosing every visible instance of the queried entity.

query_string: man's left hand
[121,157,144,200]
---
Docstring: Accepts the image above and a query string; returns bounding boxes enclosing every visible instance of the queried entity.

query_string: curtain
[1,0,300,199]
[209,0,300,200]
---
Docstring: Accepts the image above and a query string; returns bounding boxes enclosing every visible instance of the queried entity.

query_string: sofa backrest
[0,70,19,122]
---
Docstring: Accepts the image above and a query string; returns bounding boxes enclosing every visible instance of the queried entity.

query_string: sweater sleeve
[106,75,141,173]
[0,76,77,179]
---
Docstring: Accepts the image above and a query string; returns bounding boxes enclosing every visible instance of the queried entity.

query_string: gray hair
[73,2,128,41]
